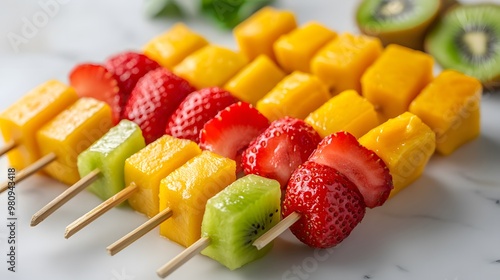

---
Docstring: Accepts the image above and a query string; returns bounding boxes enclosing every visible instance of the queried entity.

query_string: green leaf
[145,0,184,18]
[201,0,274,29]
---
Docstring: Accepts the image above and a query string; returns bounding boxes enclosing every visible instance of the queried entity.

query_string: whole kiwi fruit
[425,3,500,89]
[356,0,458,50]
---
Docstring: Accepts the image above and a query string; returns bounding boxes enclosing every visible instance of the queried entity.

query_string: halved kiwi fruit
[356,0,455,50]
[200,174,281,270]
[425,4,500,88]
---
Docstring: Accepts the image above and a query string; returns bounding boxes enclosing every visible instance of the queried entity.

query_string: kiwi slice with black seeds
[200,175,281,270]
[425,4,500,88]
[356,0,450,50]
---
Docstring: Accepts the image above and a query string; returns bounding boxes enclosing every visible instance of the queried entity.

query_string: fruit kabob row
[0,5,483,279]
[0,6,481,197]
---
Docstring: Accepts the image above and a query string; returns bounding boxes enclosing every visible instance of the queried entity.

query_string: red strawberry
[199,102,269,167]
[241,117,321,189]
[309,131,393,208]
[105,51,160,117]
[165,87,239,143]
[283,161,366,248]
[123,68,195,144]
[69,63,121,123]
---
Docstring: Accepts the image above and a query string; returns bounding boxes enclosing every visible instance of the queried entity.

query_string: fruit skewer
[155,119,423,275]
[100,150,237,256]
[0,97,112,193]
[0,80,78,193]
[255,114,436,250]
[156,175,281,278]
[64,134,201,239]
[31,120,145,226]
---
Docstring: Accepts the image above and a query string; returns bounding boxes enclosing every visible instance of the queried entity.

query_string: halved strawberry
[283,161,366,248]
[199,102,269,167]
[309,131,394,208]
[165,87,239,143]
[123,68,195,144]
[69,63,121,123]
[105,51,160,117]
[241,117,321,189]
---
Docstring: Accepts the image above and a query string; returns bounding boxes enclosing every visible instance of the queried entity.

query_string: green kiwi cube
[201,174,281,270]
[77,120,145,201]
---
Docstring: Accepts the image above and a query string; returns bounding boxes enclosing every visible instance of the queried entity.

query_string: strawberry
[283,161,366,248]
[199,102,269,166]
[123,68,195,144]
[165,87,239,143]
[105,51,160,117]
[309,131,393,208]
[241,117,321,189]
[69,63,121,123]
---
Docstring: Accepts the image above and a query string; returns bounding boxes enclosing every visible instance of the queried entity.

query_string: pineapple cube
[311,33,382,95]
[36,98,113,185]
[256,72,330,121]
[173,45,247,89]
[305,90,379,138]
[126,135,201,217]
[143,23,208,68]
[224,55,285,105]
[361,44,434,120]
[409,70,482,155]
[234,7,297,61]
[274,22,337,73]
[359,112,435,197]
[159,151,236,247]
[0,80,78,170]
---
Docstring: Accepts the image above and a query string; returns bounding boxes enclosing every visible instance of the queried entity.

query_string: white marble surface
[1,0,500,279]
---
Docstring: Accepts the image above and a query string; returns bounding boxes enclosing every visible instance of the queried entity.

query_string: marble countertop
[1,0,500,279]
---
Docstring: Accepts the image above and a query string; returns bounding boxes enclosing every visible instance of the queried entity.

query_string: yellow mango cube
[361,44,434,120]
[159,151,236,247]
[126,135,201,217]
[311,33,382,95]
[234,7,297,61]
[359,112,435,197]
[409,70,482,155]
[305,90,379,138]
[0,80,78,170]
[256,71,330,121]
[224,55,285,105]
[274,22,337,73]
[36,98,113,185]
[173,45,247,89]
[143,23,209,68]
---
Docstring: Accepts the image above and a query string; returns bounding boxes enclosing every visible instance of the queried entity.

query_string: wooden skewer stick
[107,207,173,256]
[30,169,101,227]
[0,153,57,194]
[156,237,211,278]
[0,140,17,157]
[252,211,302,250]
[64,183,138,239]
